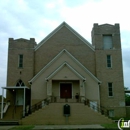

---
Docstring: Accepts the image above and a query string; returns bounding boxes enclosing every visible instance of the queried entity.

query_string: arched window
[16,79,25,87]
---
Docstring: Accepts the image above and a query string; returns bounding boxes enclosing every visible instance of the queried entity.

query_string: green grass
[9,125,34,130]
[101,123,129,130]
[110,117,130,120]
[101,123,118,129]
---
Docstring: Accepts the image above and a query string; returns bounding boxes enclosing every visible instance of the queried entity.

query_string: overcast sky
[0,0,130,96]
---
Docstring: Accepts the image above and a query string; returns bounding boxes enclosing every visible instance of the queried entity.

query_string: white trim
[46,62,85,81]
[1,86,28,118]
[2,86,30,89]
[29,49,101,83]
[35,22,64,51]
[65,50,100,82]
[29,49,57,81]
[35,22,94,51]
[1,88,4,119]
[23,88,26,117]
[64,22,94,51]
[98,84,100,107]
[29,49,65,82]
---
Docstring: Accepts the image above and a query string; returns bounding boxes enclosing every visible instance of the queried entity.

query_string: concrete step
[20,103,113,125]
[0,120,19,125]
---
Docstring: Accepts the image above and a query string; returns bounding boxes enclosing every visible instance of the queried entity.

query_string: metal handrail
[84,98,109,116]
[51,96,81,103]
[21,98,50,119]
[21,97,109,119]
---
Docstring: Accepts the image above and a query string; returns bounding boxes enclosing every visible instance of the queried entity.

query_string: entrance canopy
[1,86,30,119]
[2,86,30,90]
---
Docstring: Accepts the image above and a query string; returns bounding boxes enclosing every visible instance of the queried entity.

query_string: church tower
[6,38,36,105]
[92,23,126,117]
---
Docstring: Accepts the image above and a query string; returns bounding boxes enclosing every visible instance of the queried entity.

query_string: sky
[0,0,130,96]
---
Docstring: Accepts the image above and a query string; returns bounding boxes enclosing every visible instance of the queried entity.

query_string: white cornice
[45,62,85,81]
[2,86,30,89]
[29,49,100,83]
[35,22,95,51]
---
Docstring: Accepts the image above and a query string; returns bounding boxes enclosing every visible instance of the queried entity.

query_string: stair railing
[21,98,50,119]
[84,98,109,116]
[51,96,81,103]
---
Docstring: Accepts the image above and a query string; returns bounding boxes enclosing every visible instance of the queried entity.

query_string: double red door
[60,83,72,98]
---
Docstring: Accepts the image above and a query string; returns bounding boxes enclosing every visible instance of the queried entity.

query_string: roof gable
[46,62,85,81]
[29,49,100,83]
[35,22,94,51]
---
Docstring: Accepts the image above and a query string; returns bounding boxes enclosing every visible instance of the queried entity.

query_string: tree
[124,87,130,106]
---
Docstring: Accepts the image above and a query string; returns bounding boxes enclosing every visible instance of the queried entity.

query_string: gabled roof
[45,62,85,81]
[29,49,101,83]
[35,22,95,51]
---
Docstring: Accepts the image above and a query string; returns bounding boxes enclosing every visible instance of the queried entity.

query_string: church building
[1,22,126,124]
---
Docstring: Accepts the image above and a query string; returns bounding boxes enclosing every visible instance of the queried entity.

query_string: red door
[60,83,72,98]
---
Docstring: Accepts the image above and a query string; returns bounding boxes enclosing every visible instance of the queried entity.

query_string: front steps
[0,120,19,125]
[0,106,23,125]
[0,105,23,121]
[20,103,113,125]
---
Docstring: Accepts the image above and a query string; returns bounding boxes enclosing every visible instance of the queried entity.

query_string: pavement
[0,126,15,130]
[33,125,105,129]
[0,125,105,130]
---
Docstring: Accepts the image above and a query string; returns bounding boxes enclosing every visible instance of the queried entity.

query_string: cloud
[0,0,130,97]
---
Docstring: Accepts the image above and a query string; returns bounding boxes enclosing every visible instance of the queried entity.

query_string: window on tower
[103,35,113,49]
[18,54,23,68]
[108,82,113,97]
[107,55,112,68]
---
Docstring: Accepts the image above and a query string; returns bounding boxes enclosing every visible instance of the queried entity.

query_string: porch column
[47,80,52,96]
[80,80,85,96]
[23,88,26,117]
[1,88,4,119]
[80,80,85,102]
[98,83,101,107]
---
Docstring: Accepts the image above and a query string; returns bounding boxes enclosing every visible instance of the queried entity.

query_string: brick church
[1,22,126,124]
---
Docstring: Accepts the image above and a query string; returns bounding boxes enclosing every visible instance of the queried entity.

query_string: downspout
[1,88,4,119]
[23,88,26,117]
[98,82,101,107]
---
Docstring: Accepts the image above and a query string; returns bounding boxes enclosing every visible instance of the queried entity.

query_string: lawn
[9,125,34,130]
[10,124,118,130]
[101,123,118,129]
[101,123,129,130]
[8,121,130,130]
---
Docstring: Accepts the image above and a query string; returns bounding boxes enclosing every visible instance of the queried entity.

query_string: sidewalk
[0,126,15,130]
[0,125,105,130]
[33,125,105,129]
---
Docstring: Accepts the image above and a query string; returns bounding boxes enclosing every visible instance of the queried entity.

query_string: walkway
[33,125,104,129]
[0,125,105,130]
